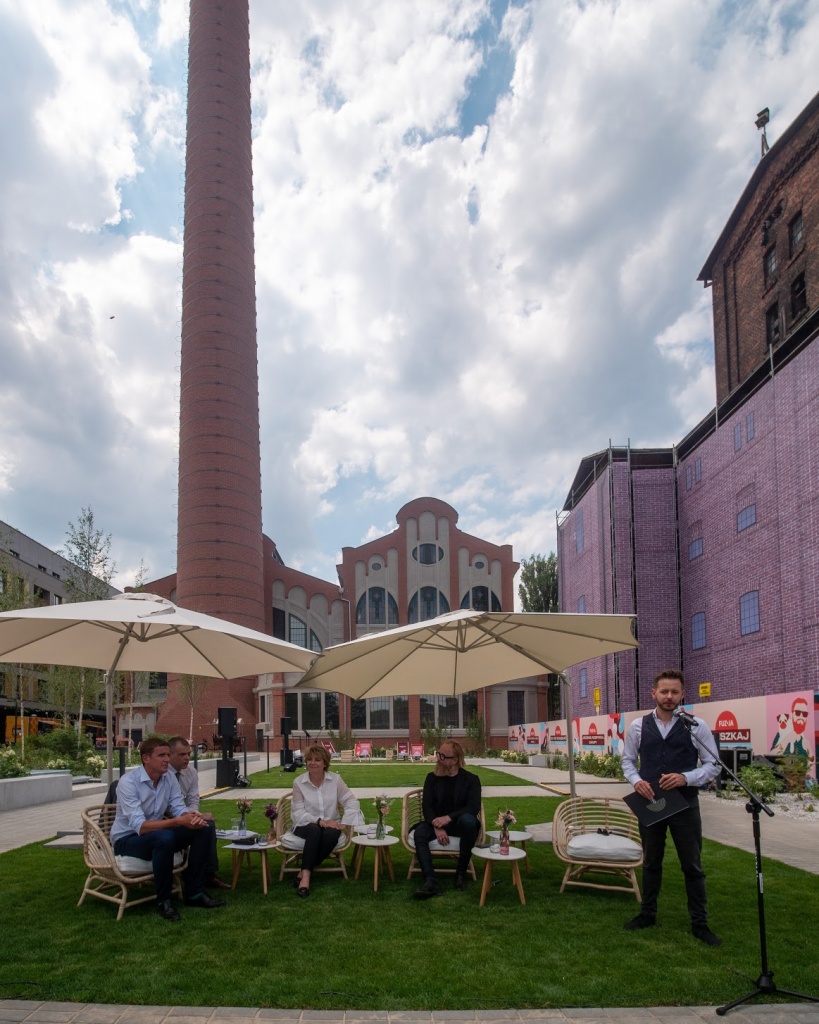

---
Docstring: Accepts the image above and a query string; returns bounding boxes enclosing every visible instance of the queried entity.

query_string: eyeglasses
[436,752,456,760]
[792,710,808,719]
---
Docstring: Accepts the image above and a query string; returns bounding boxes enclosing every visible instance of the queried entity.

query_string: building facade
[557,90,819,716]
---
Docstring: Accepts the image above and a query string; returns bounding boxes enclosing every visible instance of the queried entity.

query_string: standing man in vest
[622,669,722,945]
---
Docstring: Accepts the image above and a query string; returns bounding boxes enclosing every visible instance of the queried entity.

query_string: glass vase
[375,811,386,840]
[239,815,247,836]
[499,829,510,855]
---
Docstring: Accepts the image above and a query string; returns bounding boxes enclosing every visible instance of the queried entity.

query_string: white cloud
[2,0,819,592]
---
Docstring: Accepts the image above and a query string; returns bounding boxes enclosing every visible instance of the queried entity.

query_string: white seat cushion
[116,851,184,874]
[406,833,462,853]
[567,833,641,862]
[279,831,347,852]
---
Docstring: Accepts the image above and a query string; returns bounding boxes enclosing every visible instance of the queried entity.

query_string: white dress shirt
[291,771,363,827]
[622,709,722,789]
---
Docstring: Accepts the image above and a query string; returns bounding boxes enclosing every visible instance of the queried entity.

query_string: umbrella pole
[105,633,133,785]
[561,672,577,798]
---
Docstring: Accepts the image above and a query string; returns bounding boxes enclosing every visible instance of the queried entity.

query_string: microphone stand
[673,713,818,1016]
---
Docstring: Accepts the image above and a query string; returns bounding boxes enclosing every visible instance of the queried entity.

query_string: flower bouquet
[496,807,516,855]
[373,794,391,839]
[264,802,278,842]
[236,797,253,833]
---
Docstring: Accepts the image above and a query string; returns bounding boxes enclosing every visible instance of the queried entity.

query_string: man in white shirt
[168,736,230,890]
[622,669,722,945]
[110,737,226,921]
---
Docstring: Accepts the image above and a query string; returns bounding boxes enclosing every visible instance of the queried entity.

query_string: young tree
[518,552,559,613]
[59,508,117,744]
[177,674,211,742]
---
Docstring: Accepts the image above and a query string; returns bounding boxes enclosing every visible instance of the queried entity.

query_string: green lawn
[2,795,818,1010]
[243,762,536,789]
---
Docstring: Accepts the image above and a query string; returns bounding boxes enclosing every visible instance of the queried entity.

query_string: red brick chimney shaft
[176,0,265,631]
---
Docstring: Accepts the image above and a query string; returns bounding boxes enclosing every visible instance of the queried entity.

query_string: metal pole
[561,672,577,798]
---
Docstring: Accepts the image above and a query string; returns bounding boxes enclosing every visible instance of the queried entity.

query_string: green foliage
[30,728,94,759]
[0,747,26,778]
[327,727,356,751]
[463,712,487,755]
[500,749,530,764]
[518,552,558,613]
[420,722,448,753]
[778,754,814,793]
[60,506,116,602]
[738,762,779,802]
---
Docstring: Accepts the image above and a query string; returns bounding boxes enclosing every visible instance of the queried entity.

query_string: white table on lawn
[351,834,399,892]
[222,840,272,894]
[471,846,527,907]
[485,829,534,872]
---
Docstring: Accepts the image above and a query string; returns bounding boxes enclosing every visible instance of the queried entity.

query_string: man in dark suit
[412,739,481,899]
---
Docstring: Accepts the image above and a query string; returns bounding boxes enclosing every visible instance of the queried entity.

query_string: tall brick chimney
[176,0,265,632]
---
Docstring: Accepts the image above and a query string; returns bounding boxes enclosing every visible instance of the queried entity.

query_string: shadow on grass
[1,796,816,1010]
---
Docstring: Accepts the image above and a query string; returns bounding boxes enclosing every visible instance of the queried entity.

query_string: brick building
[557,89,819,715]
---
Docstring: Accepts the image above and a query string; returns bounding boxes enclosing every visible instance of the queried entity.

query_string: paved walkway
[3,760,818,1023]
[2,1003,819,1024]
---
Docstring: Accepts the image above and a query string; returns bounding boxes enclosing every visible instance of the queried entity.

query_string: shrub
[738,762,779,802]
[0,747,27,779]
[778,754,814,793]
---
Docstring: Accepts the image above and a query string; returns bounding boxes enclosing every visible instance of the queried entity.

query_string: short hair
[654,669,684,688]
[139,737,170,761]
[441,739,466,769]
[167,735,191,752]
[304,743,331,770]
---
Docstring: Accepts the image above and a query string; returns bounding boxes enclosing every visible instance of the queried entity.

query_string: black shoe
[454,872,467,891]
[624,913,656,930]
[413,879,442,900]
[156,899,180,921]
[184,892,226,909]
[692,925,722,947]
[296,886,310,898]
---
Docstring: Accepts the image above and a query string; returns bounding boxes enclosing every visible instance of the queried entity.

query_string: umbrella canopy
[0,593,317,780]
[298,608,637,697]
[0,593,316,678]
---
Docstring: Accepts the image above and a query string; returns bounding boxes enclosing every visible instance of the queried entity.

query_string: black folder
[623,786,688,826]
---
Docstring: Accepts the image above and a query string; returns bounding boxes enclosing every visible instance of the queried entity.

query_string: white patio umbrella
[0,592,317,781]
[297,609,638,795]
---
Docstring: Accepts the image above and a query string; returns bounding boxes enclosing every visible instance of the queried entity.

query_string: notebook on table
[623,785,688,826]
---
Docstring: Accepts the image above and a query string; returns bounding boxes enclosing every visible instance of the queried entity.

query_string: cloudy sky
[1,0,818,596]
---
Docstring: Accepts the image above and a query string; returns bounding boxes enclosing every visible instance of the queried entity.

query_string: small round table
[222,841,273,895]
[351,834,400,892]
[471,846,527,907]
[486,829,533,872]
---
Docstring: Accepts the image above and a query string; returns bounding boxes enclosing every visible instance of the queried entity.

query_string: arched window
[411,544,444,564]
[408,587,450,622]
[289,614,307,648]
[460,587,502,612]
[356,588,399,626]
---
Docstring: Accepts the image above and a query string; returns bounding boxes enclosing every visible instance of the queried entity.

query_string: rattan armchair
[77,804,186,920]
[400,787,486,880]
[551,797,643,900]
[272,792,353,881]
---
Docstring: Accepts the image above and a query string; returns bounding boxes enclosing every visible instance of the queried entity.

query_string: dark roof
[698,89,819,283]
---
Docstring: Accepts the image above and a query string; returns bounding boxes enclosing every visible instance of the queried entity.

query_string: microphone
[673,706,697,726]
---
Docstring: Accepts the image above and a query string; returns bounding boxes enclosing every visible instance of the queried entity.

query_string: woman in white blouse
[290,743,362,897]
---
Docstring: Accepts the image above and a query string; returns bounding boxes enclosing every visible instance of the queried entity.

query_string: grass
[2,795,818,1010]
[243,762,535,789]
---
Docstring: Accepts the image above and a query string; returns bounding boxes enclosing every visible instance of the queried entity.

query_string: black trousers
[293,823,342,872]
[414,814,479,880]
[639,797,708,926]
[114,825,210,902]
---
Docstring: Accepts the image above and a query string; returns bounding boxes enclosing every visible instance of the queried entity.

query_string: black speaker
[280,716,291,738]
[216,758,239,788]
[280,748,293,766]
[218,707,237,738]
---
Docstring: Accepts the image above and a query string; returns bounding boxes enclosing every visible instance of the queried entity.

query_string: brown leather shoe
[208,876,232,890]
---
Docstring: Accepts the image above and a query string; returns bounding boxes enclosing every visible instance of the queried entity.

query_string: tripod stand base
[716,971,819,1016]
